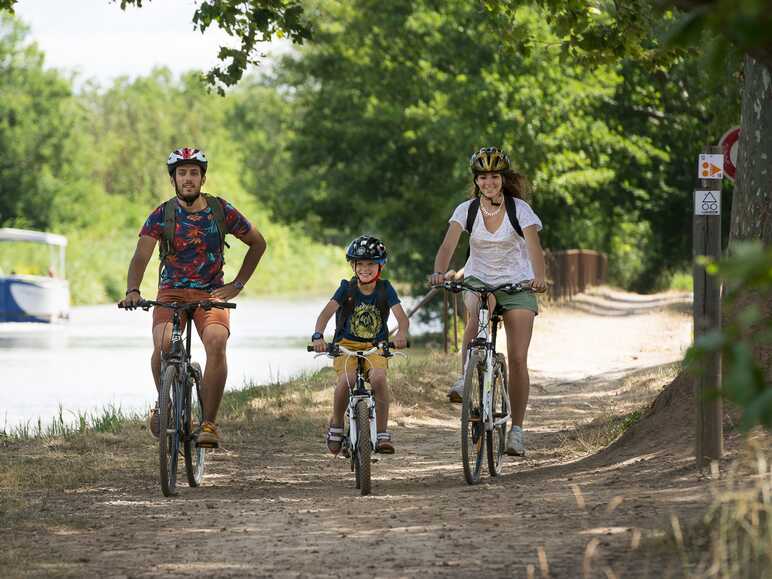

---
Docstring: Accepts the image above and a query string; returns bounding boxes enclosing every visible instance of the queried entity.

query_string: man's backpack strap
[464,196,523,238]
[159,195,230,265]
[203,194,230,252]
[159,199,177,262]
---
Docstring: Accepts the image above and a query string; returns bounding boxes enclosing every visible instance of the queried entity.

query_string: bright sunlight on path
[3,287,701,578]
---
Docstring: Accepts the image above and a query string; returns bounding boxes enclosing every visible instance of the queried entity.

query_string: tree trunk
[728,55,771,382]
[730,56,772,245]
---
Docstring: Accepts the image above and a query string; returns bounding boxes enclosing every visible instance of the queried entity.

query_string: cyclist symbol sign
[694,190,720,215]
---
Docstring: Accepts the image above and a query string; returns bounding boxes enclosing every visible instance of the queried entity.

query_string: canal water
[0,298,429,430]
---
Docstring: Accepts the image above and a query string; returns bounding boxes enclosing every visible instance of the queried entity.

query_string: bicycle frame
[440,281,529,432]
[161,307,197,442]
[468,291,510,433]
[344,346,379,454]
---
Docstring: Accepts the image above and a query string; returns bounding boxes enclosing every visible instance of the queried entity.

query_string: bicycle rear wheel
[487,356,509,476]
[354,399,372,496]
[184,362,206,487]
[159,365,180,497]
[461,350,485,485]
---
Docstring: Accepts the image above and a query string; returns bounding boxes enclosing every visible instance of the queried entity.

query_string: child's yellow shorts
[333,338,389,376]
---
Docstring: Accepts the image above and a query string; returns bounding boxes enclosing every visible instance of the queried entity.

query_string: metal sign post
[693,145,723,468]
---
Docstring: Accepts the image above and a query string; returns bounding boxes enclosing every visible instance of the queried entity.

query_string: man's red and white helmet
[167,147,208,176]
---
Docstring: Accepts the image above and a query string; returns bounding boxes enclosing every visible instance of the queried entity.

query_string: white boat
[0,228,70,323]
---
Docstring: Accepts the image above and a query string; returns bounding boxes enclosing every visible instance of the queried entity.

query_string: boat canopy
[0,228,67,247]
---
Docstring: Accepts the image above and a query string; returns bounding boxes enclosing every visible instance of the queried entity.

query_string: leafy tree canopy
[238,0,738,290]
[0,0,312,92]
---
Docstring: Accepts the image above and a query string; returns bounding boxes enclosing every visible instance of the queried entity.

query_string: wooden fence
[391,249,608,352]
[545,249,608,301]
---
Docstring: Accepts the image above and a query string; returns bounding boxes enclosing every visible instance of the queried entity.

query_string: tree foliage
[237,0,738,289]
[0,0,312,93]
[0,15,91,229]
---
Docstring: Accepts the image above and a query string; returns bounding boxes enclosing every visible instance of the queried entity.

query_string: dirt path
[6,288,711,578]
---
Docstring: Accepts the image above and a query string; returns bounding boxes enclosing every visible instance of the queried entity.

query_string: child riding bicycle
[311,235,409,455]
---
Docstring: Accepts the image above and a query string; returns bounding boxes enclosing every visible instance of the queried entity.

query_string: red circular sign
[719,126,740,182]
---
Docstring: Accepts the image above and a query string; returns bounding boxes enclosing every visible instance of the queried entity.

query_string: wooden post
[693,145,723,468]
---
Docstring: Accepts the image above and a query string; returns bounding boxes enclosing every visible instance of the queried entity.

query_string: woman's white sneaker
[447,376,465,403]
[506,425,525,456]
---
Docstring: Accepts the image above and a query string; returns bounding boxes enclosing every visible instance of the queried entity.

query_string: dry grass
[559,409,645,456]
[0,424,155,528]
[558,363,681,456]
[0,347,451,529]
[648,432,772,578]
[692,434,772,578]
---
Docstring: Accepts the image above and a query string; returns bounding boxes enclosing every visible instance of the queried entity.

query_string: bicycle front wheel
[461,350,485,485]
[354,399,372,496]
[159,364,180,497]
[184,362,206,487]
[487,356,509,476]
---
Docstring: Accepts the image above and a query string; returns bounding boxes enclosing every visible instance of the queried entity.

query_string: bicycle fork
[348,394,377,451]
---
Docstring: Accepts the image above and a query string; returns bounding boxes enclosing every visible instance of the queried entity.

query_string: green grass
[668,270,693,292]
[1,404,139,442]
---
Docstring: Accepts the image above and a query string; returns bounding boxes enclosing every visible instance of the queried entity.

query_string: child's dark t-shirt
[332,279,400,343]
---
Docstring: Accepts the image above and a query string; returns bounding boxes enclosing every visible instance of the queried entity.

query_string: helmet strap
[173,176,202,207]
[354,264,383,285]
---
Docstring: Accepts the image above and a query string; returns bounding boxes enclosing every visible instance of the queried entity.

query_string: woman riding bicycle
[429,146,546,456]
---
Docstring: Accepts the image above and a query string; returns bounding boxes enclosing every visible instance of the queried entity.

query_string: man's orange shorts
[151,288,230,338]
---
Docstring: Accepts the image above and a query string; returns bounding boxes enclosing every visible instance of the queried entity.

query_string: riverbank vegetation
[0,4,742,303]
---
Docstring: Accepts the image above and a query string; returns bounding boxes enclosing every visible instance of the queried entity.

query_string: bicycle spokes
[461,359,485,485]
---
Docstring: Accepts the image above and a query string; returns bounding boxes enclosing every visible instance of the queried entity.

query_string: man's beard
[174,182,201,206]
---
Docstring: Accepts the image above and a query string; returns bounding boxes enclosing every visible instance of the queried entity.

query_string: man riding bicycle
[120,147,266,448]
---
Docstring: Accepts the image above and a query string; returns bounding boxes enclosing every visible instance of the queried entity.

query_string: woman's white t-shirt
[449,197,542,286]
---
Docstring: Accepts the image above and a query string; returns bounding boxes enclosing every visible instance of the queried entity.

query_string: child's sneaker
[447,376,465,403]
[326,424,345,455]
[505,425,525,456]
[375,432,395,454]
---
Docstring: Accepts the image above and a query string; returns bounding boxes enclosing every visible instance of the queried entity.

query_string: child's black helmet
[346,235,388,264]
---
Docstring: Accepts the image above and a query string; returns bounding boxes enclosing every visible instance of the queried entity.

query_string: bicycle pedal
[195,441,218,449]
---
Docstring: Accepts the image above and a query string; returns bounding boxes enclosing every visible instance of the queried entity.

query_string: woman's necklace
[479,197,503,217]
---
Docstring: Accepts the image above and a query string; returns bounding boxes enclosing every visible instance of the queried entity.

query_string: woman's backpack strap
[465,196,523,238]
[504,196,524,238]
[465,198,481,233]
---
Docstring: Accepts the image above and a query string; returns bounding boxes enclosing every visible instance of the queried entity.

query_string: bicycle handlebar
[306,341,410,356]
[119,299,237,311]
[433,280,532,294]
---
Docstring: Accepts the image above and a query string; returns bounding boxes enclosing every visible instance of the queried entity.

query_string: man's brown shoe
[196,421,221,448]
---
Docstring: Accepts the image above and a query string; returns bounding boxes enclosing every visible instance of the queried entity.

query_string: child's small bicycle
[437,280,530,484]
[307,341,404,496]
